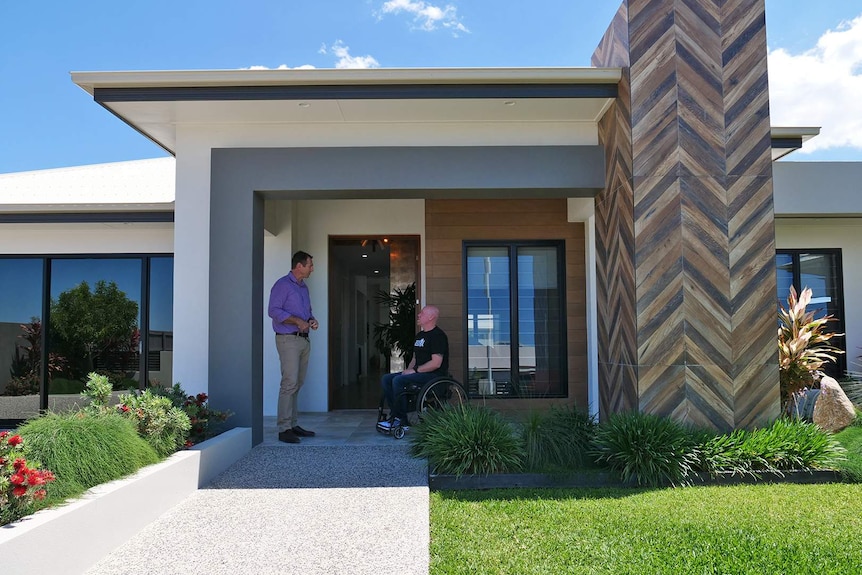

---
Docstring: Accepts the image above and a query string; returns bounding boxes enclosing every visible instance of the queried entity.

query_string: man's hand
[309,319,319,330]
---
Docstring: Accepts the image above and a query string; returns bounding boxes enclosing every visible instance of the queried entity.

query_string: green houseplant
[373,282,417,369]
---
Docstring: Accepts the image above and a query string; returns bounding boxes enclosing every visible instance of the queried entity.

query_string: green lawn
[430,483,862,574]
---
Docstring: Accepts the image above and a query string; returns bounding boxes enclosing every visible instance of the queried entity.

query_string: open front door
[328,236,419,409]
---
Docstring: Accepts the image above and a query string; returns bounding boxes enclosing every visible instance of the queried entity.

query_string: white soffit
[771,126,820,161]
[71,67,622,155]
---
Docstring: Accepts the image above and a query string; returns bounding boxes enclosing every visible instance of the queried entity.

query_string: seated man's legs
[390,372,436,424]
[380,372,399,418]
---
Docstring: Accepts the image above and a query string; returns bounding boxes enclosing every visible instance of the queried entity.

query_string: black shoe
[292,425,316,437]
[278,429,300,443]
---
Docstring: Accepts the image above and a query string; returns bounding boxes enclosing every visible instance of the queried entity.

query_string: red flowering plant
[0,431,56,526]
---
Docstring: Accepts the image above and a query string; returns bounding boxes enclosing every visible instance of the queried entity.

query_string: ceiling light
[298,102,310,108]
[373,270,380,274]
[503,100,516,106]
[361,254,368,258]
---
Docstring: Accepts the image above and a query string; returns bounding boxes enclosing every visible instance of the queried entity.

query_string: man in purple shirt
[268,251,319,443]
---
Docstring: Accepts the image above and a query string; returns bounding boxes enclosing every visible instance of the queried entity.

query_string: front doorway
[328,235,420,409]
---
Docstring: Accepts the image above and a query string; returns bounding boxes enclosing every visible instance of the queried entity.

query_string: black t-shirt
[413,326,449,375]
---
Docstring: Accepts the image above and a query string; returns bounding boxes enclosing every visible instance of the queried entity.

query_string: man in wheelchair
[377,304,449,434]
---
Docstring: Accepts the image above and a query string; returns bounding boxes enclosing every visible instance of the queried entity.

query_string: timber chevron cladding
[592,0,780,430]
[424,199,588,411]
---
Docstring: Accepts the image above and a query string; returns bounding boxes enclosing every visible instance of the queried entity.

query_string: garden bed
[1,427,251,575]
[429,469,842,491]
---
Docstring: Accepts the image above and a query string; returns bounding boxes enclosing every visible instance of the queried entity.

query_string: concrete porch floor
[261,409,404,446]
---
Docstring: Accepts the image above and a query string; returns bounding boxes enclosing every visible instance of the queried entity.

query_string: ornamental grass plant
[410,404,524,476]
[520,406,596,472]
[17,412,159,504]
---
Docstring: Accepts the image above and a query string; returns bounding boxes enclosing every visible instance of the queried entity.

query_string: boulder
[813,376,857,433]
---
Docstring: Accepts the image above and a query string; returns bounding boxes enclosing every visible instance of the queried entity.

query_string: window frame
[461,240,568,399]
[776,248,846,376]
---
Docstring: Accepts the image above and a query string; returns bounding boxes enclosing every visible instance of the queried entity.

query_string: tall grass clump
[591,411,698,487]
[410,404,524,476]
[520,406,595,471]
[699,418,845,477]
[18,412,160,503]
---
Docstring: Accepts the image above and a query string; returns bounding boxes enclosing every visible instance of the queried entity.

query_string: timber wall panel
[425,198,588,410]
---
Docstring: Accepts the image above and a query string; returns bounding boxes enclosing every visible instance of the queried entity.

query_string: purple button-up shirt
[268,271,314,335]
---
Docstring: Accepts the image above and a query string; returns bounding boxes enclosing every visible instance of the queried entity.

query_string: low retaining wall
[1,427,252,575]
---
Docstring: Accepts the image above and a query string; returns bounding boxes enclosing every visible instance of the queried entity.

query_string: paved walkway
[86,412,430,575]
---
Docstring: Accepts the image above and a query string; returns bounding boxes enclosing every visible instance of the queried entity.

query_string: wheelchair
[376,374,468,439]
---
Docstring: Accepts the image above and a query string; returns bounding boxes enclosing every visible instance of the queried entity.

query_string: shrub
[150,383,232,445]
[698,418,846,477]
[118,390,191,457]
[1,431,56,526]
[591,411,699,487]
[17,412,159,502]
[410,404,524,476]
[81,371,113,414]
[520,406,596,472]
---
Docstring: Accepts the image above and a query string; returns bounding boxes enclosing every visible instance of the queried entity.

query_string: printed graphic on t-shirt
[415,338,426,347]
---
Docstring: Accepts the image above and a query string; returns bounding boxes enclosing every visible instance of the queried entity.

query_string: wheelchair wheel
[416,376,468,416]
[393,426,406,440]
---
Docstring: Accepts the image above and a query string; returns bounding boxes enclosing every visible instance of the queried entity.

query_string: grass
[835,425,862,482]
[430,483,862,574]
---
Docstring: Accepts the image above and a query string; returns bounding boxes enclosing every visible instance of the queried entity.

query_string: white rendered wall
[775,218,862,368]
[773,162,862,216]
[0,223,172,254]
[262,199,425,415]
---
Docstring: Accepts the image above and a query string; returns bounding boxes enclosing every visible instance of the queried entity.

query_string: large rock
[813,376,857,432]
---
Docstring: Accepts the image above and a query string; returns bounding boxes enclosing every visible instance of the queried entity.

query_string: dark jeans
[381,371,438,422]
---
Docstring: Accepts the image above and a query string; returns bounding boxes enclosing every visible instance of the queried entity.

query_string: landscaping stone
[813,376,856,432]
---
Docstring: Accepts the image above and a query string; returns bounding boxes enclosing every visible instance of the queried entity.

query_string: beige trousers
[275,333,310,432]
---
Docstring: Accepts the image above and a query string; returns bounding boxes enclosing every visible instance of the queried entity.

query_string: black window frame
[776,248,846,376]
[462,240,568,399]
[0,253,173,424]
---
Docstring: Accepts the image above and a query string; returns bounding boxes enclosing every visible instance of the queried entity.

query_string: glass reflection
[0,259,43,421]
[148,257,174,389]
[48,259,142,411]
[466,247,511,396]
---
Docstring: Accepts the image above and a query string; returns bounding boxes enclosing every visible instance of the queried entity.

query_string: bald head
[418,305,439,330]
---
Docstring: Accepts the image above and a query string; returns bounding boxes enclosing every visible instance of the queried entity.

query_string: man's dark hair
[292,251,313,269]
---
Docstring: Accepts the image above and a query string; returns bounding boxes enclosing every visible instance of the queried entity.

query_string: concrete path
[86,413,430,575]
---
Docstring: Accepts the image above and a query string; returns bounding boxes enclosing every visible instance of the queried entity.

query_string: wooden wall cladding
[425,199,589,410]
[592,0,780,430]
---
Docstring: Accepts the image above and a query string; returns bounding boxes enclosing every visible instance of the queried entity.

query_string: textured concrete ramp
[86,444,429,575]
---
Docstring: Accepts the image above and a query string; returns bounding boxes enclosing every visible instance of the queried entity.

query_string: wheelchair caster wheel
[394,426,405,440]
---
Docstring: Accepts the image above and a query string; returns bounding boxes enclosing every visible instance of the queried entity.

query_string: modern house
[2,0,860,444]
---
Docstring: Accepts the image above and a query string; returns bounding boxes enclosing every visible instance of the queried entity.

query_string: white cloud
[321,40,380,69]
[241,64,316,70]
[768,14,862,153]
[379,0,469,36]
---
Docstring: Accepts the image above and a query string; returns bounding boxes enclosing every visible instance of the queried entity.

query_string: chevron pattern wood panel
[593,0,779,429]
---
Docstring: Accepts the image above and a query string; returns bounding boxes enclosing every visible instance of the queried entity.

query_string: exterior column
[592,0,780,429]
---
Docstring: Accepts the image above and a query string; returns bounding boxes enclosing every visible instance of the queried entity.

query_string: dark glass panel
[0,259,43,421]
[148,257,174,388]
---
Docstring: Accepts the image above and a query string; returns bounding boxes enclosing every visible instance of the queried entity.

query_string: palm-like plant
[778,286,843,409]
[373,283,417,368]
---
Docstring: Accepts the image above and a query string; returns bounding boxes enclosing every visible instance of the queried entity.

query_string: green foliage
[81,372,113,413]
[17,412,159,503]
[591,411,699,487]
[149,383,232,445]
[778,286,843,410]
[410,404,524,476]
[118,389,191,457]
[698,418,845,477]
[49,279,139,378]
[520,406,596,472]
[373,282,417,365]
[834,426,862,483]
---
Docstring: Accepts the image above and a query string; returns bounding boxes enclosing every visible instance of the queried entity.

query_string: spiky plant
[778,286,843,411]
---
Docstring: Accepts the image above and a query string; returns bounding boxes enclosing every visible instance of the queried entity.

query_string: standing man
[268,251,319,444]
[378,305,449,432]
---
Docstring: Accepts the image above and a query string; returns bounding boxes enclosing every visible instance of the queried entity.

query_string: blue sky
[1,0,860,174]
